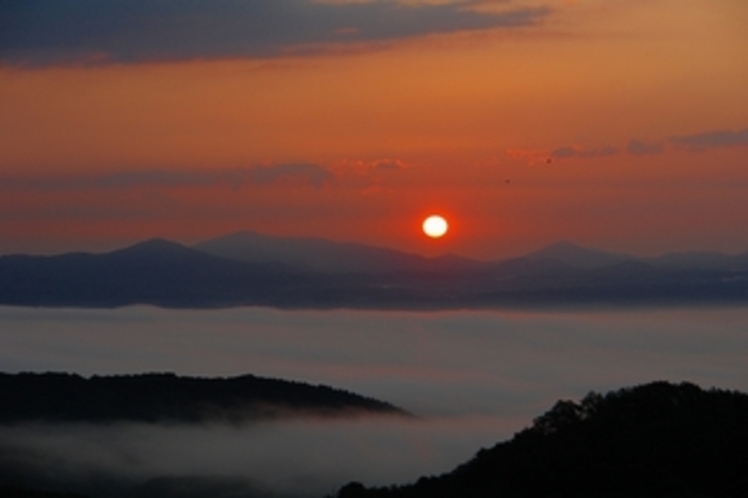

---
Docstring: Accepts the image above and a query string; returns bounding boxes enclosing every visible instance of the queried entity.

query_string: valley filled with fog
[1,305,747,496]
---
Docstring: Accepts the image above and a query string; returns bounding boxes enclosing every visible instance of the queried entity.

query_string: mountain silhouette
[2,232,748,309]
[650,250,748,271]
[336,381,748,498]
[194,230,480,275]
[524,240,632,269]
[0,372,409,424]
[0,238,312,308]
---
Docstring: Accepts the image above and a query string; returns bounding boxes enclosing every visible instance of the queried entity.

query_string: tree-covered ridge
[338,381,748,498]
[0,372,409,424]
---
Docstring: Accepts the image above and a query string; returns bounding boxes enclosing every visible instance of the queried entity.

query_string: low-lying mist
[2,305,748,496]
[0,414,518,498]
[3,306,748,418]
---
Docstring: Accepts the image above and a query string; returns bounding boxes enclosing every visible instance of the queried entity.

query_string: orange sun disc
[423,215,448,238]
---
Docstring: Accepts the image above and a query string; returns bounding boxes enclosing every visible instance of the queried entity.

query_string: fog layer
[1,306,747,495]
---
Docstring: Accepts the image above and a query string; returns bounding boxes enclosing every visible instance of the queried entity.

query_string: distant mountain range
[0,372,408,424]
[2,230,748,309]
[335,381,748,498]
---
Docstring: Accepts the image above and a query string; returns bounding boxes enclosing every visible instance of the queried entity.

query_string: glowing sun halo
[423,215,448,238]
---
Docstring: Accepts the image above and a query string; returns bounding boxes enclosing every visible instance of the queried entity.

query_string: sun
[422,215,448,238]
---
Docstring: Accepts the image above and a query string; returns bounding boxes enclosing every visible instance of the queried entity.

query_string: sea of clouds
[1,305,747,496]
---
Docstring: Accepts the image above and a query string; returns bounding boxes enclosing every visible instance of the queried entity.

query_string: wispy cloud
[550,145,618,160]
[0,0,551,66]
[248,163,334,188]
[626,139,664,156]
[670,128,748,151]
[0,164,334,191]
[547,127,748,162]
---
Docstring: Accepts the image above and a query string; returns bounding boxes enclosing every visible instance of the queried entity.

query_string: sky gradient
[2,0,747,258]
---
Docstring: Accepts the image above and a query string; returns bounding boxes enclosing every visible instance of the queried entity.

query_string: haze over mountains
[2,230,747,309]
[194,231,464,275]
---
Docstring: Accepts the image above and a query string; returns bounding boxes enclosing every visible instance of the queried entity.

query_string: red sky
[2,0,747,259]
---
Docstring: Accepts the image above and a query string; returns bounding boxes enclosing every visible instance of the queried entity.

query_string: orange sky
[1,0,747,258]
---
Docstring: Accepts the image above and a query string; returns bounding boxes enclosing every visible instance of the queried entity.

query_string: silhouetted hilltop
[0,372,409,424]
[337,381,748,498]
[194,230,440,274]
[194,230,484,277]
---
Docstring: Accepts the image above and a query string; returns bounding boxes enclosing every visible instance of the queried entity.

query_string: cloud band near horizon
[0,0,551,66]
[0,163,334,191]
[549,127,748,161]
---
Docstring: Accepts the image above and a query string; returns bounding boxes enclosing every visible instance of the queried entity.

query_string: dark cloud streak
[249,163,333,188]
[0,0,551,66]
[548,127,748,161]
[670,128,748,151]
[550,145,618,160]
[0,163,334,191]
[626,139,663,156]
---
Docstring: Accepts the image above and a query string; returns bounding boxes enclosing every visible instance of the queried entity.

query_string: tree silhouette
[0,372,409,424]
[336,381,748,498]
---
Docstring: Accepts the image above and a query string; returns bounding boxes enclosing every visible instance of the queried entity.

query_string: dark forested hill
[336,381,748,498]
[0,372,409,424]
